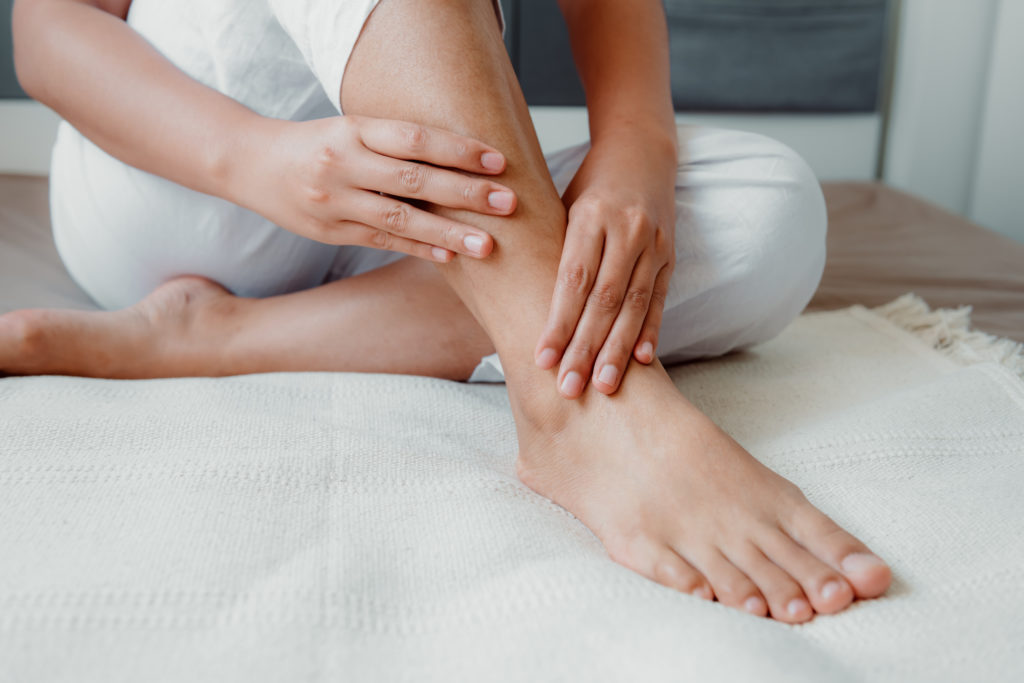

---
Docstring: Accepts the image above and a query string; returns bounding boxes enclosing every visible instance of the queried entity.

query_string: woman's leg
[0,256,493,379]
[338,0,890,622]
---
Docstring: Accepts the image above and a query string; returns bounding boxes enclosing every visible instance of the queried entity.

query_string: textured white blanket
[1,295,1023,682]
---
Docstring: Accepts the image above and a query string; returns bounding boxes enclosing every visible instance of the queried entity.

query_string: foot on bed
[0,276,233,378]
[514,361,892,623]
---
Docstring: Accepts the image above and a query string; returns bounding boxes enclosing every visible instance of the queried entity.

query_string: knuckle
[588,282,621,312]
[625,287,650,311]
[381,203,409,234]
[623,205,647,230]
[570,200,601,225]
[462,183,477,204]
[403,124,427,153]
[559,264,590,293]
[304,186,330,204]
[398,164,426,194]
[566,337,596,359]
[655,225,673,252]
[455,141,469,160]
[604,338,633,362]
[316,144,336,167]
[443,222,460,249]
[371,229,393,250]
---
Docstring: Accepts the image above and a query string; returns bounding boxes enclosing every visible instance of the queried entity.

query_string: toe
[728,542,815,623]
[784,502,892,599]
[692,549,769,618]
[652,550,714,600]
[610,536,713,600]
[758,527,854,614]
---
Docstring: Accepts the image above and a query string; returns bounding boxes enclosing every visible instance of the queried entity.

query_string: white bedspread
[2,296,1023,682]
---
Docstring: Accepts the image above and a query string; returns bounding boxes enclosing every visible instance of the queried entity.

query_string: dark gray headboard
[504,0,890,112]
[3,0,890,111]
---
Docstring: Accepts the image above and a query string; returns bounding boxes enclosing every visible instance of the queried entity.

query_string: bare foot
[514,360,891,623]
[0,276,232,378]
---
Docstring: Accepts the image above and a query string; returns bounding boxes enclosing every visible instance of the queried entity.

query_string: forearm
[558,0,676,151]
[12,0,260,201]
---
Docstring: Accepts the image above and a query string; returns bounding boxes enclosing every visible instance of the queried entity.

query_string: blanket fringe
[872,293,1024,380]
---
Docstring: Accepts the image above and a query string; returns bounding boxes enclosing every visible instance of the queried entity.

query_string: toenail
[560,371,583,396]
[598,364,618,386]
[744,596,765,615]
[693,586,713,601]
[787,598,810,617]
[841,553,887,574]
[821,580,844,601]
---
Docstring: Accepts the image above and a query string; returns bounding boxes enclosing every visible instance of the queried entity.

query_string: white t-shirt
[124,0,502,120]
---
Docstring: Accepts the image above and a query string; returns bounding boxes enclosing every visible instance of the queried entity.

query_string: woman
[7,0,891,622]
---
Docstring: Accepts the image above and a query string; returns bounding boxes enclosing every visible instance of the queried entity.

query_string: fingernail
[841,553,887,574]
[559,371,583,397]
[821,580,843,601]
[481,152,504,171]
[597,364,618,386]
[487,190,514,211]
[694,586,713,601]
[639,341,654,361]
[744,596,766,615]
[787,598,810,617]
[463,234,486,255]
[536,347,558,368]
[431,247,450,262]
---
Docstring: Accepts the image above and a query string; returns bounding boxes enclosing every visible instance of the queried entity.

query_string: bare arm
[12,0,518,260]
[534,0,679,397]
[13,0,254,199]
[558,0,677,154]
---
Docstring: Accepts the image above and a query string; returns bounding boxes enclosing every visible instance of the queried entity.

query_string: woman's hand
[230,114,518,262]
[534,130,678,397]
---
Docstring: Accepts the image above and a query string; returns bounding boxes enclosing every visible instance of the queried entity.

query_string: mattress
[2,175,1022,342]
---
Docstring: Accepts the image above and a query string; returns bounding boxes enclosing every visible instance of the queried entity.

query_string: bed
[2,172,1023,681]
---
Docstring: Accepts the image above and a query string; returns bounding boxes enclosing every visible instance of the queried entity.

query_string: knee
[659,131,828,361]
[723,135,827,344]
[721,134,827,346]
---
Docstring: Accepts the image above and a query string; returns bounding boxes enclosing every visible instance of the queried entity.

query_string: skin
[5,0,893,622]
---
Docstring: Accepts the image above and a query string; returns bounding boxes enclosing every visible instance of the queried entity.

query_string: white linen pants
[49,122,827,381]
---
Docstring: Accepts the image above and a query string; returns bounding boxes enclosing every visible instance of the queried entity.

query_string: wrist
[211,111,281,208]
[590,119,677,160]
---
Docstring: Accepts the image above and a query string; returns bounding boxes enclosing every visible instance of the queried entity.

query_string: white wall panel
[883,0,999,215]
[969,0,1024,242]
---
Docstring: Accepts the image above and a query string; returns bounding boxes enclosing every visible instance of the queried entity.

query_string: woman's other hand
[534,130,678,397]
[230,115,517,262]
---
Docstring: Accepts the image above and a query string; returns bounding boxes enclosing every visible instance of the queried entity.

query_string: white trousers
[49,123,827,381]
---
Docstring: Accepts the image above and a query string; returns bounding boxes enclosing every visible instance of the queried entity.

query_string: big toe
[785,503,892,600]
[840,552,892,598]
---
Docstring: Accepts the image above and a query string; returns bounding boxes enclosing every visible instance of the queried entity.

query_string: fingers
[364,156,516,216]
[634,264,672,364]
[357,117,509,175]
[554,248,638,398]
[590,254,664,395]
[336,221,455,263]
[534,230,605,371]
[338,191,494,258]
